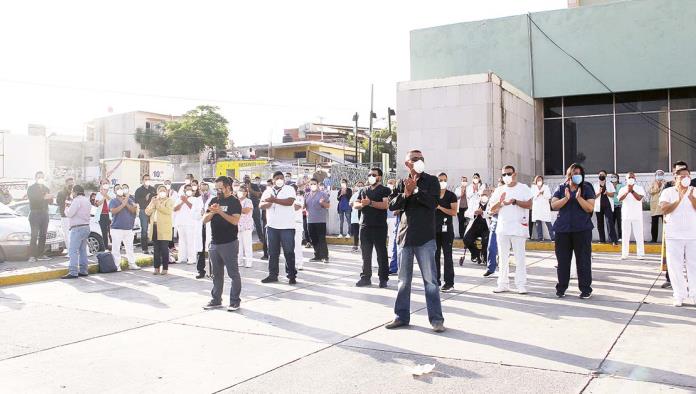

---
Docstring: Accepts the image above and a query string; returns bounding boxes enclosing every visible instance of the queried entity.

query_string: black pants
[99,213,111,250]
[302,215,311,244]
[555,230,592,294]
[456,209,469,239]
[436,231,455,286]
[360,225,389,282]
[613,205,622,239]
[29,210,49,258]
[252,206,268,256]
[463,216,489,261]
[596,207,618,243]
[197,224,207,275]
[651,215,662,243]
[528,209,534,238]
[351,223,360,247]
[151,224,170,270]
[308,222,328,260]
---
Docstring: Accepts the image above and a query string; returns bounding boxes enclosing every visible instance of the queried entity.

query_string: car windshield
[0,203,18,215]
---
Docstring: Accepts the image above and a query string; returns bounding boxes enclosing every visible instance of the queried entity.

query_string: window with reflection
[669,111,696,168]
[615,90,667,113]
[563,94,613,117]
[564,116,613,174]
[615,113,669,173]
[543,119,563,175]
[543,97,562,118]
[671,87,696,110]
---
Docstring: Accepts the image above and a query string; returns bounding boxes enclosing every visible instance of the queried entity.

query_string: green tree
[135,105,230,156]
[345,120,397,168]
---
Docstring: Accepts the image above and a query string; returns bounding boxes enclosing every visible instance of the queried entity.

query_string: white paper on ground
[405,364,435,376]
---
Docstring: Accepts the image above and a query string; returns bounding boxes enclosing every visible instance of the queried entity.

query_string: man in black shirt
[244,175,268,259]
[134,174,156,253]
[385,150,445,333]
[203,176,243,312]
[354,168,392,288]
[26,171,53,262]
[435,172,459,291]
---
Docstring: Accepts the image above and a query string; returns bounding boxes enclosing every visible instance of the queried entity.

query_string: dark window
[564,116,613,174]
[671,87,696,110]
[615,113,669,173]
[293,151,307,159]
[543,97,562,118]
[543,119,563,175]
[615,90,667,113]
[145,121,151,130]
[669,111,696,168]
[564,94,613,117]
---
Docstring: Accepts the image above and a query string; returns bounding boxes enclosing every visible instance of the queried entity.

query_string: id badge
[442,225,448,232]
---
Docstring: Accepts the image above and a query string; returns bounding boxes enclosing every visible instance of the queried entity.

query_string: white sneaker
[129,265,141,270]
[187,260,195,265]
[517,287,528,294]
[620,255,628,260]
[493,287,510,293]
[636,255,645,260]
[674,299,683,307]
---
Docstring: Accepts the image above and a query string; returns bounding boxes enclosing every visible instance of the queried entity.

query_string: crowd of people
[21,152,696,332]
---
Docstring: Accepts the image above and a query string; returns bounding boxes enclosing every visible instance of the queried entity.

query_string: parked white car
[0,203,64,261]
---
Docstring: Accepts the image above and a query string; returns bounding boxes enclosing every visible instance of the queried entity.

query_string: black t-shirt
[56,189,70,217]
[208,194,242,245]
[436,190,458,233]
[247,183,261,207]
[358,184,392,227]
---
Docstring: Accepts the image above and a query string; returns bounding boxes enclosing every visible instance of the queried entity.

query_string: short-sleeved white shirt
[261,185,296,229]
[489,183,532,237]
[659,186,696,240]
[293,195,304,223]
[618,184,645,221]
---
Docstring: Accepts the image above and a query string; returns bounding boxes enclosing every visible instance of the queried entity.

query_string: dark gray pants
[210,241,241,305]
[29,210,49,258]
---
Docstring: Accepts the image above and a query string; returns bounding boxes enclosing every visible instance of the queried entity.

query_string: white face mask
[233,185,240,192]
[627,178,636,186]
[480,196,489,204]
[144,180,151,187]
[101,184,109,190]
[502,175,513,185]
[275,179,285,188]
[192,186,198,191]
[236,191,245,199]
[473,178,480,184]
[165,184,171,190]
[37,178,45,185]
[341,183,347,188]
[367,176,377,185]
[412,160,425,174]
[536,181,543,187]
[116,189,124,196]
[158,191,167,199]
[680,177,691,188]
[310,184,318,192]
[439,181,447,190]
[185,190,193,197]
[387,184,394,190]
[122,188,129,195]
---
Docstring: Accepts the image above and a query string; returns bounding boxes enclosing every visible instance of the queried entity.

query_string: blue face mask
[571,175,583,185]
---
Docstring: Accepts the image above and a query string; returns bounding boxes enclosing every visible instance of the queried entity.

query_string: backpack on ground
[97,252,118,273]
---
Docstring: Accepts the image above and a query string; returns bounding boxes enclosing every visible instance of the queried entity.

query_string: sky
[0,0,567,146]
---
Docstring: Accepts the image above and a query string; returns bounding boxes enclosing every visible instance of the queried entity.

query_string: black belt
[69,224,89,230]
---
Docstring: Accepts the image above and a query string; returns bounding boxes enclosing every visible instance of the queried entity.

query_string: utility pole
[352,112,359,167]
[387,107,395,171]
[368,84,375,166]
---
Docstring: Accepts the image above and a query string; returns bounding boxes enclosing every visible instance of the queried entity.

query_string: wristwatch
[413,187,419,194]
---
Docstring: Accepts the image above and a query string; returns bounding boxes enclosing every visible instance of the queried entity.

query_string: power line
[527,14,696,152]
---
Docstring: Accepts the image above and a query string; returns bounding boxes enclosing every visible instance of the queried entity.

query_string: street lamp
[387,107,396,170]
[368,110,376,165]
[352,112,359,167]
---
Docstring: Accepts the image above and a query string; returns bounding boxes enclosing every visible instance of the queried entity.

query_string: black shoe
[260,255,269,261]
[379,280,388,288]
[261,276,278,283]
[227,303,240,312]
[483,271,494,277]
[556,291,565,298]
[203,300,223,310]
[142,250,150,255]
[355,278,372,287]
[288,277,297,285]
[322,258,329,264]
[195,272,206,279]
[441,284,454,292]
[78,273,89,277]
[351,246,359,252]
[309,257,322,262]
[459,256,464,266]
[389,270,398,276]
[61,274,78,279]
[579,292,592,299]
[384,319,409,329]
[661,281,672,289]
[432,322,446,333]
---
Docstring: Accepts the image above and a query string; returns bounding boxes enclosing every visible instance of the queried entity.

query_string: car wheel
[88,233,105,255]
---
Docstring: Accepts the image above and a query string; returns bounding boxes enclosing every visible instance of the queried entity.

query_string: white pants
[496,234,527,289]
[665,239,696,301]
[61,217,71,251]
[387,217,396,257]
[176,225,197,264]
[111,229,136,268]
[238,229,254,267]
[621,219,644,257]
[295,222,304,269]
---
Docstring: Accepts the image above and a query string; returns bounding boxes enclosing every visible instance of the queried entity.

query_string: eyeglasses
[409,157,424,162]
[369,173,379,177]
[502,172,514,176]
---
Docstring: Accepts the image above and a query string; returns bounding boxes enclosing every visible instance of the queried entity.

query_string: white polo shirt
[261,185,296,230]
[659,186,696,240]
[489,183,532,237]
[618,184,645,221]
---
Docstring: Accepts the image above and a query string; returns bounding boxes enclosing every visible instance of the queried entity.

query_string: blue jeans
[139,210,149,252]
[394,239,444,325]
[68,225,90,276]
[266,227,296,279]
[389,216,400,273]
[534,220,555,240]
[338,211,351,236]
[487,228,498,273]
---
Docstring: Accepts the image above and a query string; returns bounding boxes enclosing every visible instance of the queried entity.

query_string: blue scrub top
[552,181,596,234]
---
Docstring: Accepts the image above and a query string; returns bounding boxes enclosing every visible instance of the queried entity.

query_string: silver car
[0,203,65,262]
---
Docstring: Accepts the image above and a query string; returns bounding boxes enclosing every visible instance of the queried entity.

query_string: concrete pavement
[0,245,693,393]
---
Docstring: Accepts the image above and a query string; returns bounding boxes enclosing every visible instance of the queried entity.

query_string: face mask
[184,179,191,185]
[101,184,109,190]
[680,177,691,188]
[116,189,124,196]
[610,176,618,183]
[627,178,636,186]
[473,178,480,184]
[236,191,245,198]
[192,186,198,191]
[233,185,240,192]
[341,183,347,188]
[656,175,664,181]
[275,179,285,188]
[158,192,167,199]
[412,160,425,174]
[123,188,129,195]
[598,175,606,181]
[185,190,193,197]
[572,175,583,185]
[502,175,512,185]
[165,184,171,190]
[367,176,377,185]
[310,184,318,192]
[439,181,447,189]
[536,181,543,187]
[480,195,489,204]
[37,178,45,185]
[144,180,151,187]
[387,184,394,190]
